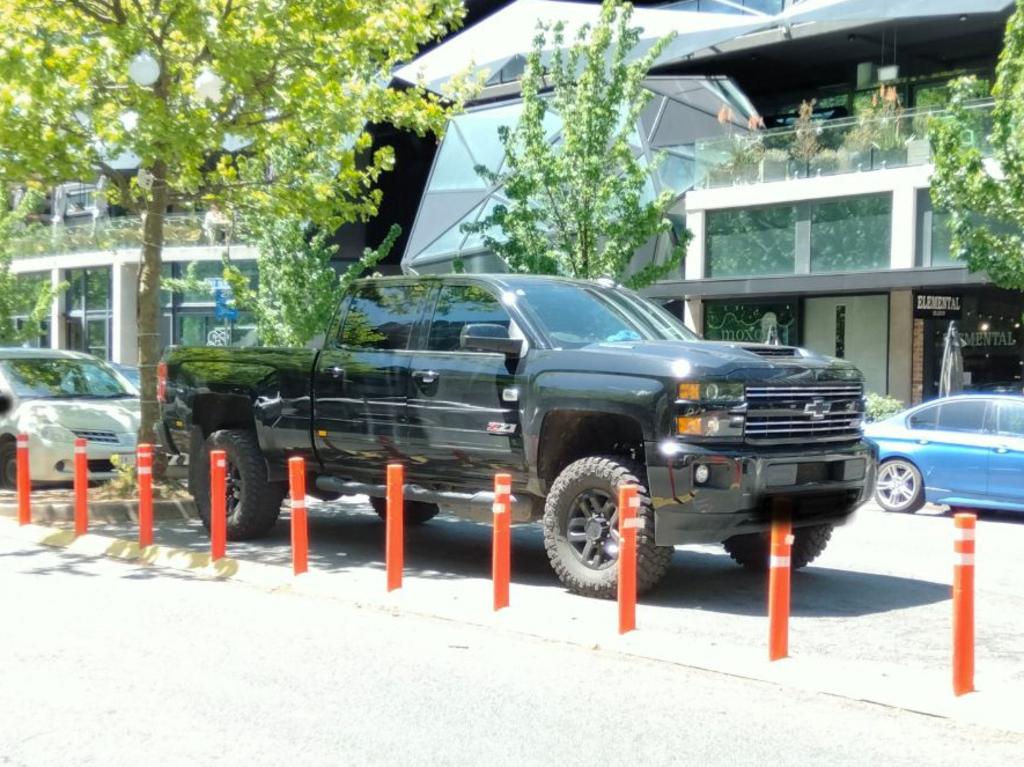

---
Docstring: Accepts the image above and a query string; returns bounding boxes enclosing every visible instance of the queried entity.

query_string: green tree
[0,186,65,344]
[929,3,1024,288]
[462,0,685,288]
[0,0,467,442]
[168,218,400,347]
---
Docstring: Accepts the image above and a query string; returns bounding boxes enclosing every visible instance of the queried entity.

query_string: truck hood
[557,339,862,384]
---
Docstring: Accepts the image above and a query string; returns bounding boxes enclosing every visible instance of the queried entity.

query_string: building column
[112,261,139,364]
[684,210,705,281]
[49,268,64,350]
[891,184,917,270]
[887,289,913,403]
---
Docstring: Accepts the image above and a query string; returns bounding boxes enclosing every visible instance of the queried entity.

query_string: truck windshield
[511,283,698,349]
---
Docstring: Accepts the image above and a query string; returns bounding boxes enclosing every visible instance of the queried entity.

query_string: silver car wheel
[876,460,919,512]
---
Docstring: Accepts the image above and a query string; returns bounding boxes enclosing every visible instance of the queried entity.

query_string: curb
[0,498,195,525]
[2,516,1022,735]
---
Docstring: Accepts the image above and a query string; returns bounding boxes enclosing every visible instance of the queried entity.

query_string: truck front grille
[744,384,864,443]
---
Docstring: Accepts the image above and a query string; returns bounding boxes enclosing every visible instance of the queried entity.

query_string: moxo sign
[914,292,962,319]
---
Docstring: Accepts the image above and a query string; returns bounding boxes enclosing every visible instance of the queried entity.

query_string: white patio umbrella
[782,0,1014,25]
[394,0,771,92]
[938,321,965,398]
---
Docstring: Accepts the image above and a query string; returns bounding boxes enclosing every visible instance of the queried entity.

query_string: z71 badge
[486,422,517,435]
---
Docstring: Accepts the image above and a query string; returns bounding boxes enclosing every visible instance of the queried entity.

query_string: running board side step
[314,475,536,523]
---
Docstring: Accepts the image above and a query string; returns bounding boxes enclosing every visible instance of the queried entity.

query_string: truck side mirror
[460,323,523,357]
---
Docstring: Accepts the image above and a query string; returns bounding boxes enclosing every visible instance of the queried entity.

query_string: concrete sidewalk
[2,506,1022,735]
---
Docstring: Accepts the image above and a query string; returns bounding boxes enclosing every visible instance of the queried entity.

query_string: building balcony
[694,99,994,190]
[11,213,248,260]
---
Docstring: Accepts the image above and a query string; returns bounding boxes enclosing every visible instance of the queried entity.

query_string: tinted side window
[339,284,428,351]
[908,406,938,430]
[998,402,1024,437]
[936,400,988,433]
[427,285,511,352]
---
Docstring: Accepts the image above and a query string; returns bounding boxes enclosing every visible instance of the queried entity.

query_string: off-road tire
[369,496,440,526]
[722,523,834,572]
[194,429,286,540]
[0,438,16,490]
[542,455,673,599]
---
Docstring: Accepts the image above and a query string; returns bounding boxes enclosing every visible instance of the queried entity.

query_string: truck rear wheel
[722,523,834,572]
[194,429,286,540]
[369,497,440,526]
[543,455,673,599]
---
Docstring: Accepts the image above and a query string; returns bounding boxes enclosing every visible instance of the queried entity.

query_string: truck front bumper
[646,439,877,545]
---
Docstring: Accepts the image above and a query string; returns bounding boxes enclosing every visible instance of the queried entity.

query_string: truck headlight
[676,413,744,438]
[677,381,744,402]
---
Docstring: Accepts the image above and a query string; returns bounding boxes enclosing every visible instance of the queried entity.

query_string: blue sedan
[864,395,1024,514]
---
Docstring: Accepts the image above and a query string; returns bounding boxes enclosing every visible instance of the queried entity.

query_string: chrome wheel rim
[877,461,917,511]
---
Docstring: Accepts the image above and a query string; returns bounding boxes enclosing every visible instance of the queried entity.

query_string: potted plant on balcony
[842,85,907,170]
[789,99,819,179]
[761,148,790,181]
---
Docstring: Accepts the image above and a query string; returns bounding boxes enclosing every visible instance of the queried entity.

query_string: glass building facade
[402,76,756,277]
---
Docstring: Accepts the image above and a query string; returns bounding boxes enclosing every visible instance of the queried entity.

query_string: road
[42,496,1024,688]
[1,537,1022,767]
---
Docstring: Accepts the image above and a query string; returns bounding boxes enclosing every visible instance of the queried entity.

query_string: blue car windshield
[511,283,698,349]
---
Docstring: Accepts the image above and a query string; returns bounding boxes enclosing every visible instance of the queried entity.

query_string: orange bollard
[74,437,88,537]
[386,463,404,592]
[16,433,30,525]
[492,473,512,611]
[953,512,976,696]
[210,449,227,562]
[137,444,153,547]
[617,484,639,634]
[289,456,309,576]
[768,506,793,661]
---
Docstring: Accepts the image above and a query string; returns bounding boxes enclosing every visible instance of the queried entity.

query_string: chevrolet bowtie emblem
[804,399,831,420]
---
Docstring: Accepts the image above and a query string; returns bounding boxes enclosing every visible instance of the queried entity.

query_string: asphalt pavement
[41,496,1024,688]
[2,537,1022,767]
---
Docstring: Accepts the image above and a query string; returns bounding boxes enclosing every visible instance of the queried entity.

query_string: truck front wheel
[194,429,286,540]
[722,523,834,572]
[543,455,673,599]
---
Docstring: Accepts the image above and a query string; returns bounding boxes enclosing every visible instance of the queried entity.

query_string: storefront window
[810,194,891,273]
[922,288,1024,397]
[703,301,798,345]
[706,204,797,278]
[64,267,111,359]
[161,260,258,349]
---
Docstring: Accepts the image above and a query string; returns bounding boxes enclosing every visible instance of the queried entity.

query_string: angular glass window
[454,104,521,176]
[427,126,487,191]
[419,201,486,259]
[460,197,508,251]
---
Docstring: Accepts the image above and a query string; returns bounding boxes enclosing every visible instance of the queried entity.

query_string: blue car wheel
[875,458,925,513]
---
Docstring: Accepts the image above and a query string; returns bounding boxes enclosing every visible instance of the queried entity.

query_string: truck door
[404,282,527,489]
[313,282,430,480]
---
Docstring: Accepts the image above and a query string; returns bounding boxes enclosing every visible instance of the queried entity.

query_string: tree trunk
[137,161,168,449]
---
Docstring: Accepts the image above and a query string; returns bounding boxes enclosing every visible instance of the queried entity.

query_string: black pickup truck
[159,275,875,597]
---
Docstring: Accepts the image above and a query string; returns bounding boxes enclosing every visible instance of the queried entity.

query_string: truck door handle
[413,370,439,385]
[327,365,345,379]
[995,445,1009,454]
[917,439,929,445]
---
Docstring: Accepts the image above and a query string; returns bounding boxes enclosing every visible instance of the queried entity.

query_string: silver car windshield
[1,358,133,399]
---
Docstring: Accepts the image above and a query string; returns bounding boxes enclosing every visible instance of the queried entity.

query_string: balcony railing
[694,99,995,190]
[11,213,248,260]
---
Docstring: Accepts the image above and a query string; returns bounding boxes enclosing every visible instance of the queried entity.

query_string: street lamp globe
[194,68,224,104]
[128,52,160,86]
